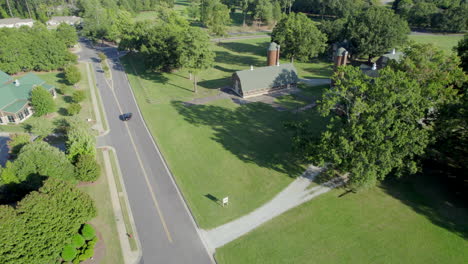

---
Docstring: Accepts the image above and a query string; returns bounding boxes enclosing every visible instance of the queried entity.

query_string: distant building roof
[336,47,348,56]
[0,71,54,114]
[377,49,404,68]
[233,64,298,96]
[360,64,379,78]
[0,18,34,25]
[47,16,81,25]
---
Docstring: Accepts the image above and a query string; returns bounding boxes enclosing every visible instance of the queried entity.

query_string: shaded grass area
[108,149,137,251]
[216,175,468,263]
[274,84,327,110]
[121,38,331,227]
[80,150,124,264]
[408,34,463,53]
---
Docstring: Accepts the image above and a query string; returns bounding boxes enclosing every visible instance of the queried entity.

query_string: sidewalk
[202,165,344,251]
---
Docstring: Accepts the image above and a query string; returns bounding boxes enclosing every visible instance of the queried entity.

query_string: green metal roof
[336,47,347,56]
[2,100,28,113]
[234,63,298,94]
[268,42,279,51]
[0,71,54,113]
[0,71,12,84]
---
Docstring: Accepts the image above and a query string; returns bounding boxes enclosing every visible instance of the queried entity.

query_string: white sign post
[222,197,229,207]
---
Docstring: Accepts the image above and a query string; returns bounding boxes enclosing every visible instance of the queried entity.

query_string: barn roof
[234,64,298,94]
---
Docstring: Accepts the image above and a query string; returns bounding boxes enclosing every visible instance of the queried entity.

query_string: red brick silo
[267,42,280,66]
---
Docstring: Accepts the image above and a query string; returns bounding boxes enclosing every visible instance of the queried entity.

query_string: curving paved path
[202,165,344,251]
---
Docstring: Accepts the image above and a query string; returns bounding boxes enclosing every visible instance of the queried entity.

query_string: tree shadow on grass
[381,175,468,240]
[215,51,264,69]
[218,41,270,58]
[171,100,304,177]
[197,77,230,89]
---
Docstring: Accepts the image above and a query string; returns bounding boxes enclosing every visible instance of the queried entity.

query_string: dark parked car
[120,113,132,121]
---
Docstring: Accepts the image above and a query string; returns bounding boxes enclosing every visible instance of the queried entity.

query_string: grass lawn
[408,34,463,53]
[121,37,331,228]
[79,150,124,264]
[216,175,468,264]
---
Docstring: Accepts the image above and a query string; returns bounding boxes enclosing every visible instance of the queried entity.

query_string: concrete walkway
[201,165,344,251]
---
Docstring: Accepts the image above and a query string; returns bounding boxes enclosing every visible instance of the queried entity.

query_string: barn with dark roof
[231,64,299,98]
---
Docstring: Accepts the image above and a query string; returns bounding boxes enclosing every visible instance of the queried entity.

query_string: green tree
[64,64,81,85]
[253,0,273,26]
[203,0,230,37]
[56,23,78,48]
[455,34,468,72]
[408,1,437,28]
[391,43,466,108]
[66,117,96,163]
[271,12,327,62]
[72,90,86,103]
[1,141,76,188]
[24,117,55,139]
[346,6,409,61]
[6,133,30,158]
[74,154,100,182]
[0,178,96,264]
[308,67,430,189]
[181,27,215,93]
[67,103,82,116]
[30,86,56,116]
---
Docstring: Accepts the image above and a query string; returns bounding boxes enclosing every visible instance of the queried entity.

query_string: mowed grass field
[121,37,331,228]
[214,34,468,263]
[216,176,468,264]
[409,34,463,52]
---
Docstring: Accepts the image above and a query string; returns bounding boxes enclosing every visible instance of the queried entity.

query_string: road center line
[105,66,174,243]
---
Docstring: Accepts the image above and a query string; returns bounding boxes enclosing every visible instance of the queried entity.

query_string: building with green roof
[231,64,299,98]
[0,70,56,125]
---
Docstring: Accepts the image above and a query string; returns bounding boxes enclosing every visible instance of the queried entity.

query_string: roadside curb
[97,146,142,264]
[86,62,110,135]
[118,56,217,264]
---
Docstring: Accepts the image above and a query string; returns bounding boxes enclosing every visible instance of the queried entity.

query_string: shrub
[61,244,77,262]
[72,90,86,103]
[25,117,55,139]
[98,52,107,61]
[71,234,85,248]
[66,117,96,163]
[7,133,30,158]
[81,224,96,240]
[102,63,109,72]
[64,65,81,85]
[75,155,100,182]
[31,86,56,116]
[67,103,82,116]
[78,248,95,261]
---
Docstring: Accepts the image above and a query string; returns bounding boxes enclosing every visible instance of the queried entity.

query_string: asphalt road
[78,40,212,264]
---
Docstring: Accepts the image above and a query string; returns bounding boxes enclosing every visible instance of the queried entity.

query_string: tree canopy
[345,6,410,60]
[271,12,327,62]
[30,86,56,117]
[0,178,96,264]
[0,25,76,74]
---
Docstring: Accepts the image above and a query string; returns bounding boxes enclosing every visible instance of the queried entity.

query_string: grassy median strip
[80,150,124,264]
[88,63,109,131]
[108,148,138,251]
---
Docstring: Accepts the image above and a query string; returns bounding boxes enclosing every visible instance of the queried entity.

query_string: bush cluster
[61,224,98,263]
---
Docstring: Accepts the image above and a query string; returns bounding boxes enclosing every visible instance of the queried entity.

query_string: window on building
[0,117,3,124]
[24,108,30,116]
[18,112,24,120]
[7,115,15,123]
